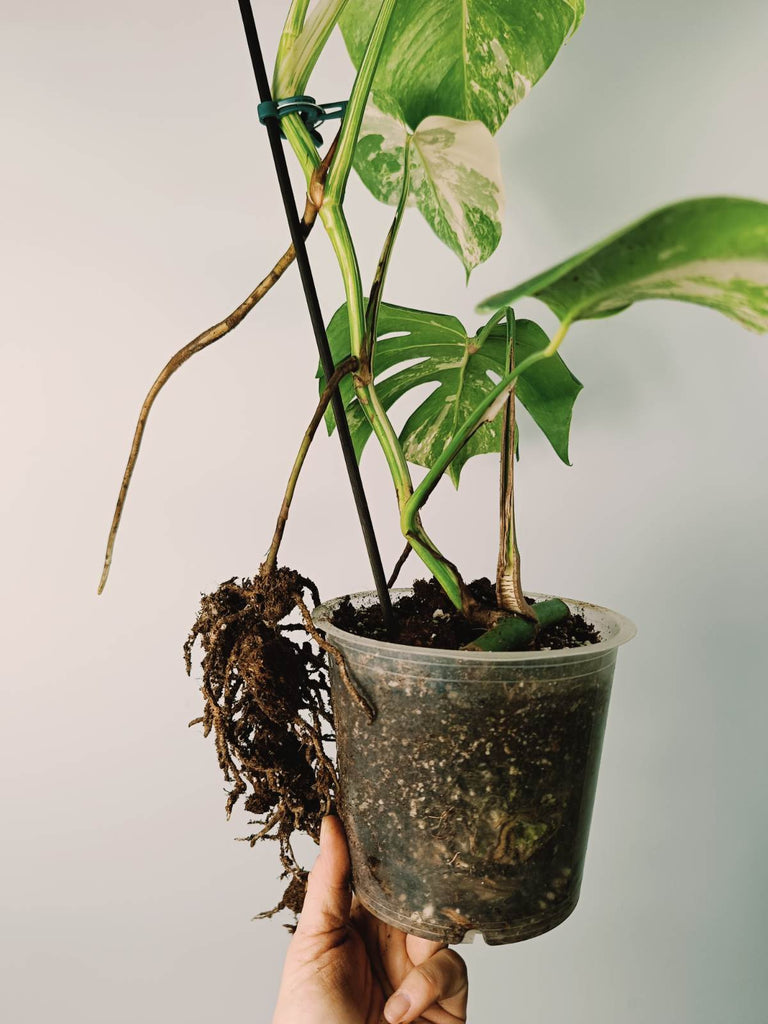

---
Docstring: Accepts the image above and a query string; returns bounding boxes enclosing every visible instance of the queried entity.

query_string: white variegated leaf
[341,0,585,134]
[478,197,768,333]
[355,103,410,205]
[355,104,504,274]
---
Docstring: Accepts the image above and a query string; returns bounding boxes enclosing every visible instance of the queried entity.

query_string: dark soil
[332,577,601,651]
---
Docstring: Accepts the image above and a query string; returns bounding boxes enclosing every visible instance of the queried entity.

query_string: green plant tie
[257,95,348,146]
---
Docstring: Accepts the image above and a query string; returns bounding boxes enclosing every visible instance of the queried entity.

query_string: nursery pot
[313,591,636,946]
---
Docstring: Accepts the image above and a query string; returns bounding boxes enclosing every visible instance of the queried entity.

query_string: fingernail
[384,991,411,1023]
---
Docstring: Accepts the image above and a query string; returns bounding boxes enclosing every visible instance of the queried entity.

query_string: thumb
[294,815,352,940]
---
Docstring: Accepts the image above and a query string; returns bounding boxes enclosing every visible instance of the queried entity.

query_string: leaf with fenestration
[321,303,582,484]
[477,197,768,332]
[341,0,585,134]
[355,105,504,273]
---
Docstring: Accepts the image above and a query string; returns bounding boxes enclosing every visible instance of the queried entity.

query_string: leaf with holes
[355,105,504,273]
[321,303,582,484]
[340,0,584,134]
[477,197,768,332]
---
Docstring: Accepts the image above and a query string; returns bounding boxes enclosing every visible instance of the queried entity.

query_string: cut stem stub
[496,312,535,620]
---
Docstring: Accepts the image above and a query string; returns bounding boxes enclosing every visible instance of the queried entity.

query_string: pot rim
[313,589,636,663]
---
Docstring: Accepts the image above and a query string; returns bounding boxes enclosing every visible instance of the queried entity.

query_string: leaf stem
[274,0,352,97]
[279,113,321,183]
[474,305,509,351]
[274,0,311,76]
[364,137,412,370]
[279,0,469,611]
[320,200,468,609]
[325,0,398,205]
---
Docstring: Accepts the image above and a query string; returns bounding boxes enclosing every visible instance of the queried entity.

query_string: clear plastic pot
[313,591,636,946]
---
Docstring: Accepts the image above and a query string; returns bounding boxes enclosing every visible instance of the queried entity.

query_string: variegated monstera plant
[102,0,768,639]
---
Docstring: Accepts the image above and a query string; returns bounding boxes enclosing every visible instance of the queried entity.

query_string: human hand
[271,815,468,1024]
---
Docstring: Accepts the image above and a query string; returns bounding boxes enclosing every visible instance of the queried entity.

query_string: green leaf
[321,303,582,483]
[355,104,504,273]
[477,197,768,333]
[340,0,585,134]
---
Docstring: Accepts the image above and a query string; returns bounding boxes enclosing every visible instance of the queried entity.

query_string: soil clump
[184,566,334,919]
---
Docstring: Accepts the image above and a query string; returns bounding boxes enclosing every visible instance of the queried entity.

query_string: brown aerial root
[97,211,314,594]
[98,135,341,594]
[185,565,338,920]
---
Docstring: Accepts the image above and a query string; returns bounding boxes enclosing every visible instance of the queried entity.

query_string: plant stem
[300,0,409,498]
[278,0,469,611]
[274,0,311,76]
[263,355,358,576]
[387,542,412,588]
[279,113,321,182]
[465,599,569,651]
[321,200,468,609]
[474,306,510,352]
[496,312,535,618]
[274,0,352,97]
[97,198,319,594]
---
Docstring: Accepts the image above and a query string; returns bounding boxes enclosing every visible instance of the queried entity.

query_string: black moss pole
[236,1,393,628]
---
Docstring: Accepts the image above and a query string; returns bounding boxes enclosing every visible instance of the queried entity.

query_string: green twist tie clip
[258,95,348,146]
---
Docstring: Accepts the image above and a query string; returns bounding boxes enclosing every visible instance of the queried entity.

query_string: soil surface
[332,577,601,651]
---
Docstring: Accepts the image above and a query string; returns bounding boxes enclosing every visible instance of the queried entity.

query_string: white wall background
[2,1,767,1021]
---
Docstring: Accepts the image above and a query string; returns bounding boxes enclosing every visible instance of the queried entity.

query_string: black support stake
[236,0,394,628]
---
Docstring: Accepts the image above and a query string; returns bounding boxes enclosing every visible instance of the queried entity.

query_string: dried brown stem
[97,137,343,594]
[97,210,313,593]
[497,329,535,620]
[262,355,358,577]
[387,543,412,588]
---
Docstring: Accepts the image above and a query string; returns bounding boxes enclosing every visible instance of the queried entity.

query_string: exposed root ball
[184,566,335,919]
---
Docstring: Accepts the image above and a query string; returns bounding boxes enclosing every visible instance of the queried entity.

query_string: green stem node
[464,599,569,652]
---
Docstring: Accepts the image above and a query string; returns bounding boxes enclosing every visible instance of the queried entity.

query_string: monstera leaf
[320,302,582,485]
[355,104,504,273]
[478,197,768,332]
[340,0,585,134]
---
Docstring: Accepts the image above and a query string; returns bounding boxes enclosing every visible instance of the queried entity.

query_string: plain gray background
[2,1,767,1021]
